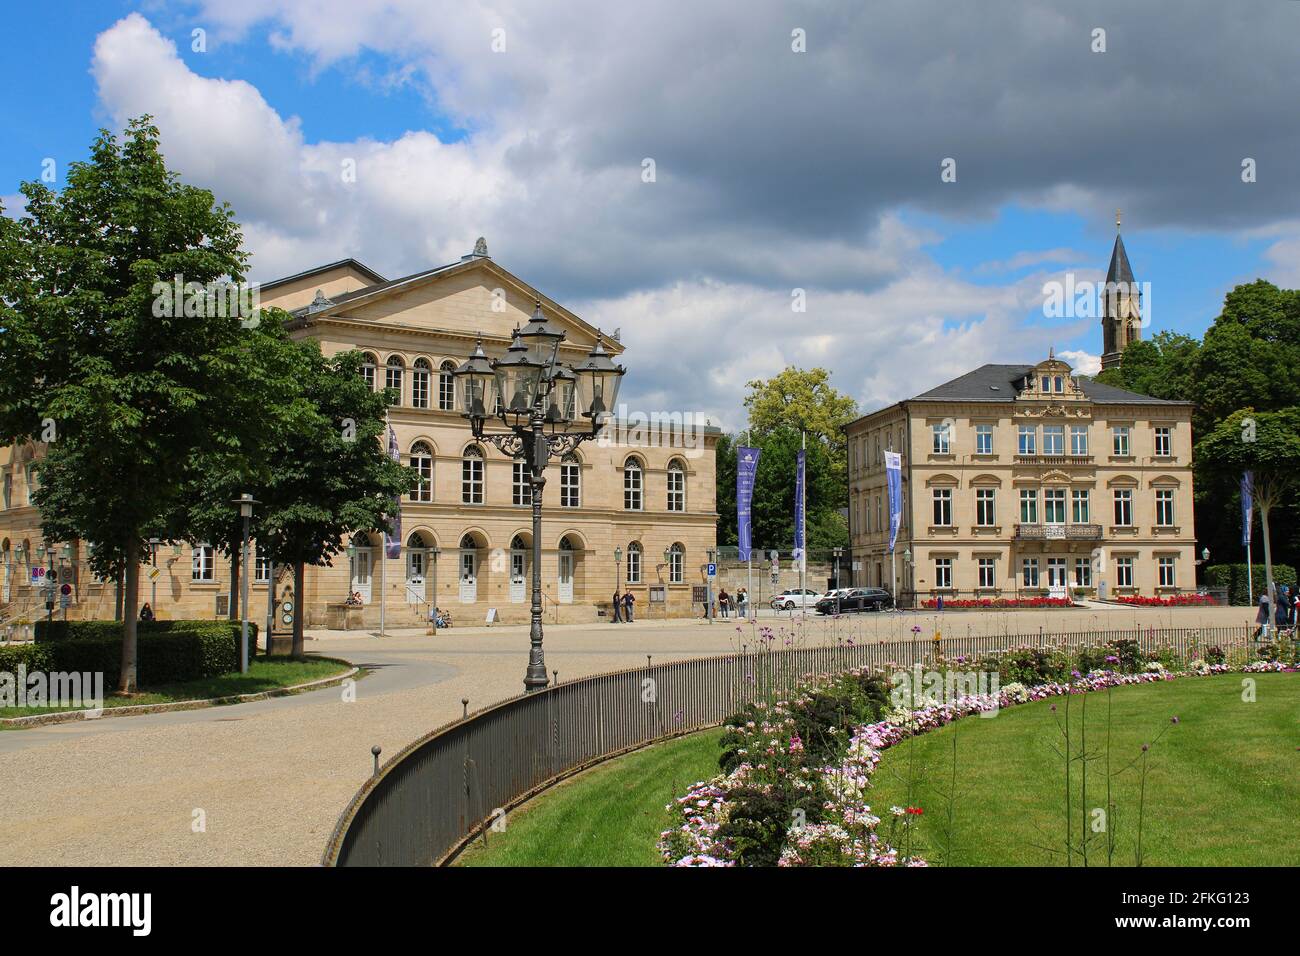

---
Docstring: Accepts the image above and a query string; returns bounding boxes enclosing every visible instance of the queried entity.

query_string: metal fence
[322,624,1258,867]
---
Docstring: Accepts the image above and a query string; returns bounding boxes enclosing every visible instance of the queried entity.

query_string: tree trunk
[1260,502,1275,602]
[114,568,124,622]
[228,544,240,621]
[292,560,306,658]
[119,537,140,693]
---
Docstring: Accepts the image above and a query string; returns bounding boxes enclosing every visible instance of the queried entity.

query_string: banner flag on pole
[793,448,806,565]
[1241,472,1253,547]
[384,424,402,559]
[736,446,760,562]
[885,451,903,553]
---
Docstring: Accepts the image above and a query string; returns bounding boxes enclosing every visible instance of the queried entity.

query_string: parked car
[770,588,823,611]
[815,587,895,614]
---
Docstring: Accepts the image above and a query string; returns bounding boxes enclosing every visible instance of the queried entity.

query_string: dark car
[815,587,894,614]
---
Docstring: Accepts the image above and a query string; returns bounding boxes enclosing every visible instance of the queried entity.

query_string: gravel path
[0,606,1249,866]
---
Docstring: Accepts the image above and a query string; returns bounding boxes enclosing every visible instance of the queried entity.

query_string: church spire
[1100,212,1141,372]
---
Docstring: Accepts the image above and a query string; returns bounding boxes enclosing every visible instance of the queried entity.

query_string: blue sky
[3,1,1297,425]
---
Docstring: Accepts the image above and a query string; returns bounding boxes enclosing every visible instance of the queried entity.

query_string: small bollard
[646,654,652,668]
[552,669,558,685]
[371,745,382,777]
[462,698,469,719]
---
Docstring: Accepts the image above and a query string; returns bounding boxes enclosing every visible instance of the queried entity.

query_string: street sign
[706,562,717,578]
[147,567,161,581]
[30,566,46,585]
[60,583,72,609]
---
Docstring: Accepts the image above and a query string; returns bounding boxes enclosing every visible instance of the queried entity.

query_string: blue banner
[736,446,760,562]
[1241,472,1253,547]
[885,451,903,553]
[385,425,402,559]
[793,449,806,564]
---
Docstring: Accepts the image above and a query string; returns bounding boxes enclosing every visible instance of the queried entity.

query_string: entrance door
[510,550,526,603]
[405,549,427,605]
[459,548,477,604]
[558,542,574,604]
[1046,558,1068,592]
[352,549,372,603]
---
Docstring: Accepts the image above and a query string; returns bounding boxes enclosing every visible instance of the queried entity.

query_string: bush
[29,620,255,687]
[0,642,54,674]
[1205,564,1296,607]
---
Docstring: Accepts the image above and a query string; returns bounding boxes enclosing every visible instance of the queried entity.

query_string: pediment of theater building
[324,258,614,353]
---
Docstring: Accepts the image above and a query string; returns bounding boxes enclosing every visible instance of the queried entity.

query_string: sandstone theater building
[845,231,1198,603]
[0,242,718,627]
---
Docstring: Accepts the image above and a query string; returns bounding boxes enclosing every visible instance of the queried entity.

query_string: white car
[770,588,823,611]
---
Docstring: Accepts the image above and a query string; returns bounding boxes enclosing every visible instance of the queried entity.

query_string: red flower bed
[1116,594,1218,607]
[919,597,1073,609]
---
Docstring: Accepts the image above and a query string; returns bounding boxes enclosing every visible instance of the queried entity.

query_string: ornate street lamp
[456,303,625,691]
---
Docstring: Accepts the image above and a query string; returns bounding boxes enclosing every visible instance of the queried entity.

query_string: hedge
[1205,564,1297,607]
[0,642,54,674]
[24,620,257,687]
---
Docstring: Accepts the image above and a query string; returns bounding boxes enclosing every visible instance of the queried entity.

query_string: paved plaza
[0,605,1252,866]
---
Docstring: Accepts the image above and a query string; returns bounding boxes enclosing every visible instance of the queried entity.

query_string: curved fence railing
[323,624,1256,866]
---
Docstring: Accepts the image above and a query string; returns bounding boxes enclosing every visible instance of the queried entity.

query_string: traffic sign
[706,562,717,578]
[30,566,46,585]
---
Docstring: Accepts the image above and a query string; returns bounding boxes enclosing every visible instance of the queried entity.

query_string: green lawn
[0,656,353,720]
[455,728,725,867]
[869,672,1300,866]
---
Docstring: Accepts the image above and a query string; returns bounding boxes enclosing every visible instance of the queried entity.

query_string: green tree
[715,432,738,547]
[1196,408,1300,600]
[0,118,275,692]
[743,367,859,488]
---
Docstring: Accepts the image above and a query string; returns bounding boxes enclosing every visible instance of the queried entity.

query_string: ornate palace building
[1,241,718,628]
[845,233,1197,604]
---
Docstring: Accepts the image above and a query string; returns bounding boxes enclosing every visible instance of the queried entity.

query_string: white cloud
[1057,350,1101,376]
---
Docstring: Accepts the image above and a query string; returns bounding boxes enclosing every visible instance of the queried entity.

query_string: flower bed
[659,644,1292,867]
[1115,594,1218,607]
[919,597,1072,609]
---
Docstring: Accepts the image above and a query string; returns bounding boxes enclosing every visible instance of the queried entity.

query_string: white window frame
[1114,489,1133,526]
[192,545,215,582]
[975,424,993,455]
[410,443,433,502]
[1158,556,1176,588]
[934,557,952,590]
[1072,489,1090,524]
[1155,489,1174,526]
[560,455,580,508]
[1022,557,1039,588]
[932,488,953,526]
[1070,426,1088,456]
[1154,426,1172,457]
[626,543,642,584]
[462,447,484,505]
[931,422,951,455]
[385,357,404,405]
[977,557,996,589]
[1074,557,1092,587]
[1042,425,1065,456]
[1112,426,1131,457]
[1116,556,1134,588]
[976,488,996,526]
[1019,488,1038,524]
[438,361,457,411]
[1018,425,1037,455]
[513,461,532,506]
[1043,488,1066,524]
[668,544,684,584]
[667,460,685,512]
[411,359,430,409]
[623,458,643,511]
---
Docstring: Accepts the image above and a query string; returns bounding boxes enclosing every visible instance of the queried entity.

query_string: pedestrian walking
[1254,590,1271,641]
[718,588,731,618]
[1275,584,1289,632]
[623,590,635,622]
[612,588,623,623]
[737,587,748,619]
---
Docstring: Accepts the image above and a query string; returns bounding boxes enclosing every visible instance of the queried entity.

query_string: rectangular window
[561,460,580,508]
[192,545,215,582]
[462,455,484,505]
[667,466,685,512]
[976,488,996,526]
[438,367,456,411]
[513,462,532,506]
[934,558,952,590]
[1113,489,1133,526]
[932,488,952,526]
[1155,489,1175,526]
[1043,425,1065,456]
[1112,426,1131,457]
[411,366,430,409]
[931,422,951,454]
[975,424,993,455]
[1116,557,1134,588]
[978,557,996,589]
[254,555,271,583]
[1044,488,1066,524]
[1019,488,1038,524]
[1070,426,1088,456]
[1018,425,1037,455]
[1072,489,1090,523]
[1154,426,1172,457]
[624,463,643,511]
[1158,556,1176,588]
[385,364,403,405]
[1074,557,1092,587]
[1022,557,1039,588]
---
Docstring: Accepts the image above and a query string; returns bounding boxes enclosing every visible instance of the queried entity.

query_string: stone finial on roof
[473,237,489,257]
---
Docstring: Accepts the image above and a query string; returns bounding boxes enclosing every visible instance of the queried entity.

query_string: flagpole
[380,410,390,639]
[746,429,753,621]
[799,430,806,606]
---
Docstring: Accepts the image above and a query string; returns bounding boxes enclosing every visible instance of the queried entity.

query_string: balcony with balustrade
[1013,523,1104,541]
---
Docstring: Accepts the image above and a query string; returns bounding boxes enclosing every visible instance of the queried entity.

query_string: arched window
[668,542,684,584]
[625,542,642,584]
[510,534,528,584]
[405,532,428,578]
[623,457,643,511]
[438,361,457,411]
[361,353,377,391]
[385,356,404,405]
[462,446,484,504]
[560,453,581,508]
[666,459,686,512]
[412,358,431,409]
[410,442,433,502]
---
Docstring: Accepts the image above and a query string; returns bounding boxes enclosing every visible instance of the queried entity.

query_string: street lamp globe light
[454,338,496,422]
[1201,547,1210,562]
[518,300,566,368]
[494,329,545,423]
[574,336,625,424]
